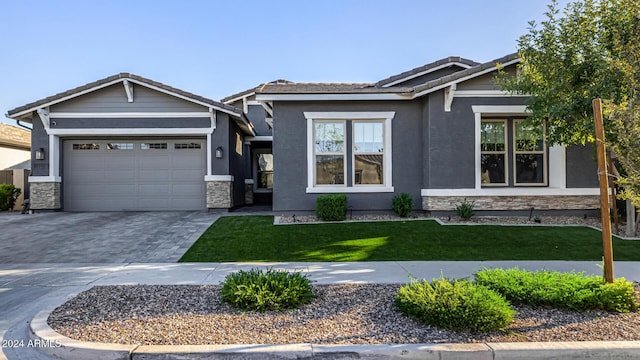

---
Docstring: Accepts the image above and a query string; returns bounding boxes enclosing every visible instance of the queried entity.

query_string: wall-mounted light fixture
[35,148,45,160]
[215,146,223,159]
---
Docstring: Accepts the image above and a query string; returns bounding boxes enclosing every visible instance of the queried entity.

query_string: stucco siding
[51,83,206,113]
[246,104,272,136]
[229,122,249,207]
[272,101,423,212]
[455,66,516,91]
[387,67,465,88]
[566,145,599,188]
[30,115,50,176]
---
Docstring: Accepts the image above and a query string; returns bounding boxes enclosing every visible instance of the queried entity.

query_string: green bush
[392,192,413,217]
[474,267,638,312]
[395,277,515,332]
[221,268,314,311]
[316,194,347,221]
[455,198,475,220]
[0,184,21,211]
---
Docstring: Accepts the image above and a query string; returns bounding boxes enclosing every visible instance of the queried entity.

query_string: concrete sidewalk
[2,261,640,360]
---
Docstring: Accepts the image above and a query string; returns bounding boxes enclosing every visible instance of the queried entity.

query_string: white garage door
[63,139,206,211]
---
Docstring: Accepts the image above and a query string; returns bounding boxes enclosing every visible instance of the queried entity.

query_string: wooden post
[593,98,614,283]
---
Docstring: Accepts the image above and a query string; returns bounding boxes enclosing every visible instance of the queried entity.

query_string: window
[107,143,133,150]
[353,121,384,185]
[73,144,100,150]
[235,133,243,155]
[314,121,345,185]
[174,143,201,149]
[480,120,507,185]
[480,118,547,187]
[514,120,546,185]
[305,112,394,193]
[141,143,167,150]
[256,153,273,190]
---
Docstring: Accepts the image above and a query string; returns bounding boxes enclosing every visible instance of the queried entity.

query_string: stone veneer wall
[29,182,61,210]
[206,180,233,209]
[422,195,601,211]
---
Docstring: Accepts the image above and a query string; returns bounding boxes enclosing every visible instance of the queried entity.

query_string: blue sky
[0,0,568,125]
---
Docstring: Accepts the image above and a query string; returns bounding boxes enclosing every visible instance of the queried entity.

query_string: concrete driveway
[0,212,218,263]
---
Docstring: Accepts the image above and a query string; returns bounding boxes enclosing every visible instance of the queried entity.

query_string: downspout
[15,119,32,131]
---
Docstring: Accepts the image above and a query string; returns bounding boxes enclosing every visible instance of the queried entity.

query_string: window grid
[314,121,346,186]
[513,120,547,186]
[107,143,133,150]
[72,144,100,150]
[174,143,201,150]
[352,120,385,186]
[141,143,167,150]
[480,119,507,186]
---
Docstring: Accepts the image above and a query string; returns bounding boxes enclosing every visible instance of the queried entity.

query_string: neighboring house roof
[374,56,479,88]
[0,123,30,151]
[5,73,257,135]
[254,53,520,100]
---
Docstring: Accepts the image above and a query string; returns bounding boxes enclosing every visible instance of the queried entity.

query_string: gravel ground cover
[49,284,640,345]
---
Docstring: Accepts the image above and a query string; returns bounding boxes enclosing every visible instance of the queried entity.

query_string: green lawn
[179,216,640,262]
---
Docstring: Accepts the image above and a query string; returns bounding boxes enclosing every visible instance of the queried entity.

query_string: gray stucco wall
[228,121,249,207]
[30,113,50,177]
[387,66,466,88]
[566,145,598,188]
[246,105,272,136]
[52,117,210,128]
[272,101,423,212]
[52,84,205,112]
[426,94,530,189]
[211,112,230,175]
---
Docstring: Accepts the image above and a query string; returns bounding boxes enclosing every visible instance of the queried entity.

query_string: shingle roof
[412,53,520,94]
[374,56,479,87]
[257,82,413,94]
[7,73,243,118]
[221,79,293,103]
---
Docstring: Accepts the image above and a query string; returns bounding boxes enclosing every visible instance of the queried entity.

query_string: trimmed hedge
[316,194,347,221]
[395,278,516,332]
[221,268,314,311]
[475,267,638,313]
[392,192,413,217]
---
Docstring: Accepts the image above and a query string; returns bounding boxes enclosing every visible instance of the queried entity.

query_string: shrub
[221,268,314,311]
[474,267,638,312]
[316,194,347,221]
[455,198,475,220]
[395,277,515,332]
[392,192,413,217]
[0,184,21,211]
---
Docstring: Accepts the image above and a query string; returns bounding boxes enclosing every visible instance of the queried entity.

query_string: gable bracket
[209,108,217,133]
[37,108,50,129]
[444,84,456,112]
[123,80,134,102]
[260,101,273,117]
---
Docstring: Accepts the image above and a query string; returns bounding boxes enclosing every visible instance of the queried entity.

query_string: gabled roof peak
[375,56,479,87]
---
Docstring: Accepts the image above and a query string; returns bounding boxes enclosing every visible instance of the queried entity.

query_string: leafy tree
[500,0,640,206]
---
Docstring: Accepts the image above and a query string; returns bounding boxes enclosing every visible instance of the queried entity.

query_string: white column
[474,112,482,190]
[548,145,566,188]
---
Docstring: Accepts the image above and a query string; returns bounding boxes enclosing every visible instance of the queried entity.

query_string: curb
[30,310,640,360]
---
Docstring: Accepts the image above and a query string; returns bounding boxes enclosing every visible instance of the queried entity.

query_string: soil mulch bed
[48,284,640,345]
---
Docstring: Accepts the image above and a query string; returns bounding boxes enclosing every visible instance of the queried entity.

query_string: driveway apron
[0,212,218,263]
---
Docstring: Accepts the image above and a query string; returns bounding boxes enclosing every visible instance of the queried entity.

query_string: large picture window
[480,118,547,187]
[305,112,394,193]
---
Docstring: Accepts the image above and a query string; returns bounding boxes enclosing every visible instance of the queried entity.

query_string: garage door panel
[64,139,206,211]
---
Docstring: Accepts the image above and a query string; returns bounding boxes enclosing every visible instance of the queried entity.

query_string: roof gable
[7,73,243,119]
[375,56,478,88]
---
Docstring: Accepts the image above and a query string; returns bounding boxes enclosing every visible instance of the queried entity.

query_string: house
[5,53,600,213]
[0,123,30,170]
[253,53,600,214]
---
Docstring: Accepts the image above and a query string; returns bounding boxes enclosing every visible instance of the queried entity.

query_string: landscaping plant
[0,184,21,211]
[455,198,475,221]
[475,267,638,313]
[220,268,314,311]
[316,194,347,221]
[392,192,413,217]
[395,277,516,332]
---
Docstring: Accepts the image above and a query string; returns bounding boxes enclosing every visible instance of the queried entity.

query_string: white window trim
[304,111,394,193]
[352,120,386,187]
